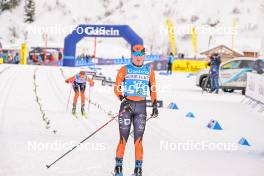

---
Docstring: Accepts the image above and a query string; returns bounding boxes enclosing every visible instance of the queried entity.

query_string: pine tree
[24,0,35,23]
[0,0,21,12]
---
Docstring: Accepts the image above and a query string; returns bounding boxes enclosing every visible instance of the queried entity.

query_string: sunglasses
[132,51,144,56]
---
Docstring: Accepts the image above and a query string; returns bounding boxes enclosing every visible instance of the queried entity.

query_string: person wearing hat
[208,53,221,93]
[167,52,174,74]
[113,44,158,176]
[65,71,94,116]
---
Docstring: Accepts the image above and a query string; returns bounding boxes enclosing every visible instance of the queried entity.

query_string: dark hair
[210,53,220,59]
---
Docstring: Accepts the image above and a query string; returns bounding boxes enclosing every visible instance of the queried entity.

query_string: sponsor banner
[146,100,163,108]
[166,18,177,56]
[20,43,28,65]
[172,60,209,73]
[92,75,106,81]
[97,59,115,65]
[75,59,92,67]
[191,27,197,57]
[246,73,264,104]
[147,60,168,71]
[102,80,115,86]
[84,71,97,76]
[75,26,120,37]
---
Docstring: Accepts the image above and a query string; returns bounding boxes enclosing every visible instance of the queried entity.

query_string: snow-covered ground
[0,63,263,176]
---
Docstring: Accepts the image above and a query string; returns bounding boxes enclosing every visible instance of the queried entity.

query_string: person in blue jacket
[208,53,221,94]
[167,52,174,74]
[14,53,20,64]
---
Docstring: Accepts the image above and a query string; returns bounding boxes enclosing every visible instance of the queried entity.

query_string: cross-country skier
[113,44,159,176]
[65,71,94,116]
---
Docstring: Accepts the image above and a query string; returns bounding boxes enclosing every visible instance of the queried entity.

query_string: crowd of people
[76,53,94,63]
[29,49,63,65]
[30,53,60,65]
[0,51,20,64]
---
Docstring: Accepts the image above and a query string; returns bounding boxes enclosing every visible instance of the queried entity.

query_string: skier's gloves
[65,80,69,83]
[151,100,159,118]
[119,95,125,101]
[119,95,132,113]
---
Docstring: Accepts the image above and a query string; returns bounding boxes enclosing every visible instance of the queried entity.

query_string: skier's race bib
[123,64,150,97]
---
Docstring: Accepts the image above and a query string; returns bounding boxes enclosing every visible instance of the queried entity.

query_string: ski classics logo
[124,119,131,126]
[75,26,120,36]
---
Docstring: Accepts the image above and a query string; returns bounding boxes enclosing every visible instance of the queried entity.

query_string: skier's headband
[132,45,145,56]
[79,71,85,76]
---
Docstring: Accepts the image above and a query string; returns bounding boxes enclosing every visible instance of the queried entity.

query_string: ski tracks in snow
[0,66,17,133]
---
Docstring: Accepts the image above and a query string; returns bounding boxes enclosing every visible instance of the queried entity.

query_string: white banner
[246,73,264,104]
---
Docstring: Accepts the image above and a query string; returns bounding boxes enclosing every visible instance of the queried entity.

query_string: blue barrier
[145,55,161,61]
[74,59,93,67]
[63,25,143,67]
[114,58,131,64]
[113,55,162,65]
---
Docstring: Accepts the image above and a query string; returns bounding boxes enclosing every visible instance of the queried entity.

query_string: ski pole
[88,86,92,113]
[46,111,122,169]
[66,85,72,112]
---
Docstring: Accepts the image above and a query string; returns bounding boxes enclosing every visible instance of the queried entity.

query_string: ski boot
[114,157,123,176]
[81,104,86,117]
[133,160,142,176]
[72,103,77,117]
[215,89,219,94]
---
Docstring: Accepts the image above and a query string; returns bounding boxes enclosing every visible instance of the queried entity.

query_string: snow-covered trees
[24,0,35,23]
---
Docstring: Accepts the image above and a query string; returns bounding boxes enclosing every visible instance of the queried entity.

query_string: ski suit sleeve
[149,67,157,103]
[114,66,126,100]
[65,76,76,83]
